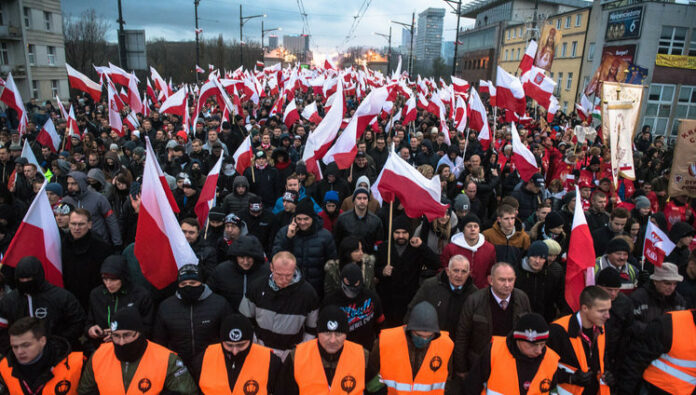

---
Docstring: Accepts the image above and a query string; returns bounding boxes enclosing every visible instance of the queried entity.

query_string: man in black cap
[181,217,217,281]
[323,263,385,350]
[244,149,280,207]
[511,173,545,222]
[194,314,282,393]
[347,151,377,189]
[376,215,439,327]
[152,264,230,368]
[275,189,300,230]
[282,305,375,394]
[79,307,197,394]
[594,237,640,293]
[596,267,633,368]
[216,213,249,262]
[515,240,566,322]
[239,196,276,255]
[464,313,560,395]
[334,187,384,253]
[204,206,226,241]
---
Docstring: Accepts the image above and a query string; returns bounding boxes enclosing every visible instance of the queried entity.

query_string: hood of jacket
[67,171,89,199]
[87,168,107,189]
[233,175,250,195]
[268,269,302,292]
[175,283,213,301]
[15,256,47,290]
[228,235,265,266]
[355,175,371,190]
[100,255,130,286]
[450,232,485,251]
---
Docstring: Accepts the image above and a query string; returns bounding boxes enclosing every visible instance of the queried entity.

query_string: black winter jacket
[61,230,112,310]
[189,235,217,281]
[515,258,567,322]
[630,282,687,331]
[333,210,384,253]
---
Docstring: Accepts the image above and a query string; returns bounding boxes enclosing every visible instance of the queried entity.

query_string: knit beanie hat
[544,211,565,230]
[392,215,411,232]
[295,198,315,217]
[45,182,63,197]
[543,239,562,256]
[513,313,549,343]
[406,301,439,334]
[527,241,549,259]
[317,305,348,333]
[324,190,340,204]
[341,263,363,286]
[606,237,631,254]
[454,194,470,212]
[635,196,651,210]
[110,307,144,333]
[352,187,370,201]
[460,213,481,228]
[220,314,254,342]
[208,207,226,222]
[596,267,622,288]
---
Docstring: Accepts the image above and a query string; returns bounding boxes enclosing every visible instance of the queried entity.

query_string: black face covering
[16,280,39,295]
[114,334,147,362]
[179,285,204,303]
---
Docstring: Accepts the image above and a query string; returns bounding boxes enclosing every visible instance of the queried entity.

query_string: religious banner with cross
[601,82,644,188]
[668,119,696,198]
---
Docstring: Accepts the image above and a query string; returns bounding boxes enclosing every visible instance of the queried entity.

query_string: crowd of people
[0,69,694,395]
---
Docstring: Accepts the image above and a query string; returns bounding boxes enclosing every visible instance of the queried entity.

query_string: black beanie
[513,313,549,343]
[596,267,622,288]
[606,237,631,254]
[209,206,226,222]
[341,263,363,286]
[460,213,481,228]
[110,307,144,333]
[527,241,549,259]
[544,211,565,230]
[392,215,410,233]
[295,198,315,217]
[352,187,370,201]
[220,314,254,342]
[317,305,348,333]
[177,264,201,283]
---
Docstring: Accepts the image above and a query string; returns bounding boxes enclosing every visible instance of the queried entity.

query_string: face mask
[114,334,147,362]
[223,165,235,176]
[341,282,360,299]
[16,280,39,295]
[179,284,204,303]
[410,333,432,349]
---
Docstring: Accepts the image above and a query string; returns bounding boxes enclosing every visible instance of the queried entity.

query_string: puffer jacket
[61,171,122,246]
[221,175,259,215]
[482,220,530,265]
[510,183,543,221]
[208,235,270,311]
[515,257,566,322]
[152,285,231,366]
[272,218,337,297]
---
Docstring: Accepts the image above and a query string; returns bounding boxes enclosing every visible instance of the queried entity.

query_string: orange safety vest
[294,338,365,395]
[483,336,559,395]
[91,340,172,394]
[642,310,696,394]
[552,315,609,395]
[199,342,272,395]
[0,351,83,395]
[379,326,453,394]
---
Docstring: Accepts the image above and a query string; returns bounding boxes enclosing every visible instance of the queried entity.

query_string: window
[27,44,35,65]
[672,85,696,135]
[588,42,595,61]
[556,73,563,95]
[550,72,554,80]
[566,72,573,90]
[51,80,59,97]
[0,43,7,65]
[575,14,582,27]
[518,27,522,38]
[47,46,56,65]
[0,3,4,25]
[583,76,590,92]
[561,42,567,57]
[44,11,52,31]
[659,26,687,55]
[517,48,520,60]
[644,84,675,136]
[31,80,38,99]
[556,19,561,30]
[563,101,569,113]
[571,41,578,57]
[507,30,511,40]
[505,49,509,61]
[565,16,571,28]
[690,30,696,56]
[23,7,30,28]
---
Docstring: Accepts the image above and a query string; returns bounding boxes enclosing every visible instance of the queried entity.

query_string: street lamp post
[261,21,281,51]
[391,13,414,76]
[194,0,200,83]
[374,26,392,75]
[239,5,265,67]
[444,0,463,76]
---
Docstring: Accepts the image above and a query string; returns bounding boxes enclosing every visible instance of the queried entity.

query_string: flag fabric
[2,182,63,287]
[55,96,68,120]
[65,63,102,102]
[324,59,336,70]
[124,110,140,132]
[488,81,497,107]
[232,135,253,175]
[576,93,593,122]
[496,66,526,115]
[302,78,344,179]
[37,118,61,152]
[146,78,157,102]
[643,220,676,268]
[454,95,468,133]
[451,76,469,96]
[468,88,491,151]
[520,66,556,110]
[66,105,80,141]
[107,83,124,137]
[371,148,449,221]
[194,152,224,228]
[255,61,265,68]
[547,96,560,123]
[159,88,188,117]
[565,185,596,311]
[135,138,198,289]
[0,73,28,134]
[108,62,131,86]
[510,123,539,181]
[283,99,300,128]
[519,40,538,73]
[127,72,143,113]
[301,101,323,124]
[21,139,42,172]
[195,65,205,73]
[402,95,417,124]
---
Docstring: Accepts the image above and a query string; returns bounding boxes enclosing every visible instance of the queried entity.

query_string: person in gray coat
[62,171,122,247]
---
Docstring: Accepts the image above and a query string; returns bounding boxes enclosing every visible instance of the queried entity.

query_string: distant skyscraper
[268,35,279,50]
[402,27,411,48]
[415,8,445,70]
[441,41,455,65]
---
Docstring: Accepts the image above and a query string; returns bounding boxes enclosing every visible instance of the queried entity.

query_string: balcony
[0,25,22,40]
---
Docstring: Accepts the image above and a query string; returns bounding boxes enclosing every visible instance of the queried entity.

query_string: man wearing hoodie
[441,214,497,289]
[483,204,531,265]
[86,168,113,200]
[340,175,381,213]
[215,213,249,263]
[222,175,258,215]
[181,218,217,281]
[314,162,352,205]
[208,235,270,312]
[62,171,122,247]
[239,251,319,361]
[0,256,85,354]
[514,241,566,322]
[152,265,231,368]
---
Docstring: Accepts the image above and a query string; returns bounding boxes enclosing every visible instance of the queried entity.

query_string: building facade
[580,0,696,138]
[0,0,68,103]
[415,8,445,71]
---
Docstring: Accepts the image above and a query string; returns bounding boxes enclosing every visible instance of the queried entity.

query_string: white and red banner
[642,221,676,268]
[520,66,556,110]
[283,99,300,129]
[159,87,188,117]
[302,78,344,179]
[565,185,596,311]
[232,135,253,175]
[496,66,526,115]
[468,88,491,151]
[451,76,469,97]
[127,72,143,113]
[65,63,102,102]
[107,82,124,137]
[301,101,322,124]
[37,118,61,152]
[0,73,28,134]
[510,123,539,181]
[194,152,224,228]
[519,40,538,74]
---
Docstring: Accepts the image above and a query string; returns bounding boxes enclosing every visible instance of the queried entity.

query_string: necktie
[500,300,508,310]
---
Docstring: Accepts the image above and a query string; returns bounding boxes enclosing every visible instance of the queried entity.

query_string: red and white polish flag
[37,118,61,153]
[402,94,417,124]
[2,182,63,287]
[0,73,28,134]
[159,87,188,117]
[519,40,538,74]
[565,185,597,311]
[283,99,300,129]
[302,78,344,180]
[301,101,323,124]
[510,122,539,181]
[135,138,199,289]
[451,76,469,97]
[467,88,491,151]
[496,66,526,115]
[65,63,102,102]
[232,135,253,175]
[195,65,205,74]
[643,221,676,268]
[194,152,224,228]
[127,72,143,113]
[520,66,556,110]
[107,83,124,137]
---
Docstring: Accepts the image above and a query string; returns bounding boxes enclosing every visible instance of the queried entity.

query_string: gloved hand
[602,371,616,387]
[638,270,651,287]
[569,370,593,387]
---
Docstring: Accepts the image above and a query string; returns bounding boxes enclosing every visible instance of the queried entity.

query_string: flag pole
[493,106,497,137]
[251,158,256,183]
[387,200,393,269]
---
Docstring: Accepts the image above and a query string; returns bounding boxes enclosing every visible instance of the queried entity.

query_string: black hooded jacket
[0,257,85,353]
[61,230,112,310]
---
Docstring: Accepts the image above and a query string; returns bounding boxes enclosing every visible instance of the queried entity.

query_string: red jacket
[440,233,497,289]
[319,209,342,232]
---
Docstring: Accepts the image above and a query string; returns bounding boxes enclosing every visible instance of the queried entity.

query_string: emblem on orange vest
[55,380,71,395]
[540,378,552,392]
[429,356,442,372]
[243,379,259,395]
[138,378,152,392]
[341,375,357,392]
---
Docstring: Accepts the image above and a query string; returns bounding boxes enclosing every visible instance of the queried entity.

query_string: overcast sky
[62,0,475,62]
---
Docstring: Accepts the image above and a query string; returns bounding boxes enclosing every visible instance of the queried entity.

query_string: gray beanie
[454,194,470,212]
[406,301,440,334]
[634,195,650,210]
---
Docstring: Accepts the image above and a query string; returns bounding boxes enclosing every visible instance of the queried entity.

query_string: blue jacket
[271,186,322,215]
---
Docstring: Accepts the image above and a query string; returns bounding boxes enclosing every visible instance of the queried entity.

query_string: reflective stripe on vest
[0,351,83,395]
[378,326,453,394]
[552,315,609,395]
[483,336,559,395]
[92,341,170,394]
[294,338,365,395]
[642,310,696,394]
[199,343,271,395]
